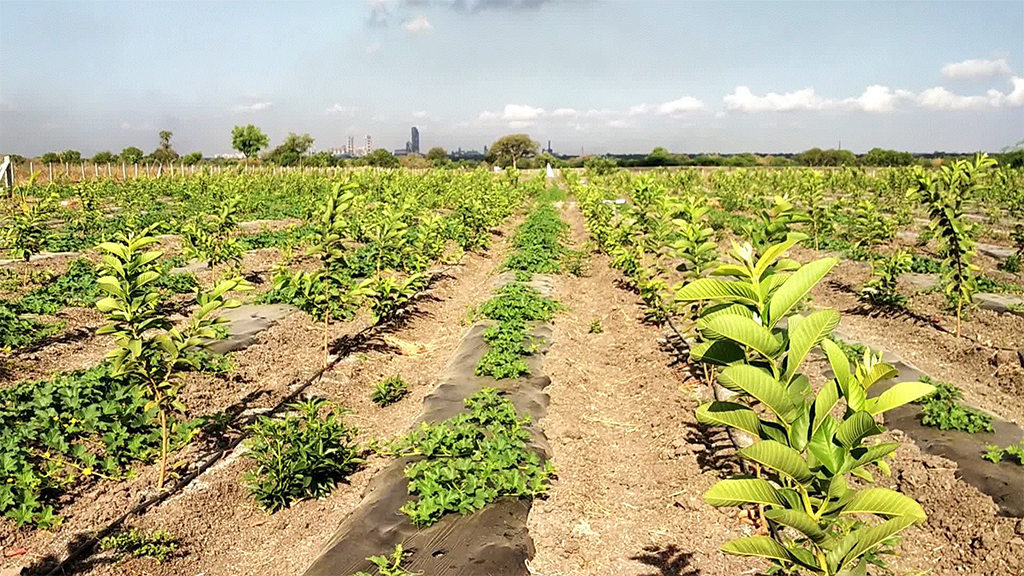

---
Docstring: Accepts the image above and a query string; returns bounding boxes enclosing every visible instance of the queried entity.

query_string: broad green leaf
[837,516,919,572]
[788,409,810,452]
[721,536,793,563]
[784,309,840,383]
[704,478,784,507]
[847,443,899,472]
[737,440,812,484]
[836,412,882,449]
[675,278,759,306]
[858,362,899,391]
[808,416,844,474]
[719,364,797,423]
[767,257,838,328]
[865,381,935,415]
[699,315,782,359]
[698,302,755,322]
[764,508,827,543]
[812,381,841,436]
[821,338,851,395]
[841,487,926,520]
[689,340,745,365]
[695,402,762,437]
[754,232,808,279]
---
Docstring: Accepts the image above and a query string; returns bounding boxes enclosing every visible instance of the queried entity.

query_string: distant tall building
[347,136,355,155]
[411,127,420,154]
[366,135,373,151]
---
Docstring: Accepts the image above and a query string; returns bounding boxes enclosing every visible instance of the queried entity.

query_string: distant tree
[40,152,61,163]
[400,155,431,169]
[583,155,618,175]
[536,151,563,168]
[92,150,117,163]
[59,150,82,164]
[860,147,914,167]
[767,156,794,167]
[120,146,144,164]
[181,151,203,165]
[425,146,448,165]
[488,134,539,169]
[691,154,725,166]
[725,153,760,167]
[151,130,179,162]
[645,146,677,166]
[797,147,856,167]
[999,148,1024,168]
[302,151,336,167]
[364,149,400,168]
[264,133,314,166]
[231,125,270,158]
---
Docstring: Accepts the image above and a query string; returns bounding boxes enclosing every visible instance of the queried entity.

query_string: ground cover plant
[371,375,409,407]
[914,377,993,433]
[99,528,180,563]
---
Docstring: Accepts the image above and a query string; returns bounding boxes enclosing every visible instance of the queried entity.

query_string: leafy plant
[383,388,554,526]
[367,273,426,325]
[743,195,809,251]
[915,377,993,434]
[0,301,61,350]
[2,191,59,261]
[982,438,1024,465]
[244,398,362,512]
[589,318,604,334]
[95,227,252,487]
[372,376,409,407]
[911,153,997,336]
[998,254,1021,273]
[351,544,414,576]
[100,528,180,563]
[847,199,896,248]
[860,251,912,307]
[676,233,934,575]
[181,194,245,267]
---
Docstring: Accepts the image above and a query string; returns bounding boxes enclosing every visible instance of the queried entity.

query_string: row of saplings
[78,195,567,570]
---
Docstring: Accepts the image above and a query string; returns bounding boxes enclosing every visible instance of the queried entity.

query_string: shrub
[100,528,180,563]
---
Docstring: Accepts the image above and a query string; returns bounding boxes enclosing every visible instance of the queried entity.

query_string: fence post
[49,163,53,181]
[135,163,139,178]
[1,156,12,190]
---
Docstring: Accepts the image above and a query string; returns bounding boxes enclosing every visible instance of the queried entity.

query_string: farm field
[1,163,1023,576]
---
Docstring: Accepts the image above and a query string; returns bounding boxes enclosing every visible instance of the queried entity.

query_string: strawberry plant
[983,438,1024,465]
[244,398,362,512]
[95,228,251,487]
[352,545,413,576]
[100,528,180,563]
[914,377,993,433]
[383,388,554,526]
[677,233,934,575]
[372,375,409,407]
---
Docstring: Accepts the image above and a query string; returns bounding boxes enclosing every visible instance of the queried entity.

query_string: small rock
[1011,537,1024,547]
[1018,349,1024,369]
[991,350,1017,367]
[1015,518,1024,535]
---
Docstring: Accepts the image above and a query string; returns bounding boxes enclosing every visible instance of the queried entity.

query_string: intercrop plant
[847,199,896,248]
[181,194,245,268]
[860,251,912,307]
[743,195,810,251]
[676,233,934,575]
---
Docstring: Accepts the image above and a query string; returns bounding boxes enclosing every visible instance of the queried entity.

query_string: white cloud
[842,85,915,113]
[627,104,650,116]
[403,16,433,34]
[1006,77,1024,106]
[656,96,705,115]
[233,101,273,112]
[607,119,630,128]
[724,86,828,112]
[714,111,727,119]
[507,120,536,129]
[326,104,357,115]
[412,110,427,118]
[941,58,1012,79]
[550,107,578,117]
[366,42,382,54]
[479,104,546,121]
[916,86,1004,110]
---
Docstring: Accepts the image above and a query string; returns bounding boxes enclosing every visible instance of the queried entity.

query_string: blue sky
[1,0,1022,156]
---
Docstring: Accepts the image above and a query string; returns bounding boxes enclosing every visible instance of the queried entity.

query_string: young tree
[425,146,448,165]
[488,134,538,169]
[120,146,144,164]
[231,124,270,158]
[264,133,314,166]
[151,130,179,162]
[40,152,61,163]
[59,150,82,164]
[181,151,203,165]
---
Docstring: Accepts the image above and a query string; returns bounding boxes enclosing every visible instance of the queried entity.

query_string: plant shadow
[683,421,742,476]
[630,544,700,576]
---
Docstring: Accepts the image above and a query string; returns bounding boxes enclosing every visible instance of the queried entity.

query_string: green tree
[181,151,203,165]
[860,148,914,167]
[264,133,314,166]
[151,130,179,163]
[120,146,144,164]
[364,148,400,168]
[231,124,270,158]
[645,146,676,166]
[92,150,117,163]
[488,134,538,169]
[425,146,448,165]
[59,150,82,164]
[40,152,61,163]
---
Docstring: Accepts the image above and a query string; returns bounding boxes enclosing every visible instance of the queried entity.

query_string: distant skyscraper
[366,135,373,151]
[347,136,355,155]
[411,127,420,154]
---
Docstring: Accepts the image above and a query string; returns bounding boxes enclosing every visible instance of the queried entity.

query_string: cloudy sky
[1,0,1022,156]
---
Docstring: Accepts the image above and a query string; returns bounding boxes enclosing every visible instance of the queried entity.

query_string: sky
[1,0,1023,156]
